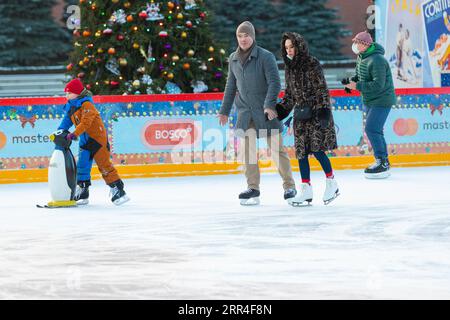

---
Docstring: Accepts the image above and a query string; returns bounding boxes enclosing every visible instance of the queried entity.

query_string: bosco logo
[393,118,418,136]
[0,131,7,150]
[142,120,201,149]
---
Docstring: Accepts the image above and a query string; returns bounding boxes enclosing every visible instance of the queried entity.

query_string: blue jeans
[365,106,391,159]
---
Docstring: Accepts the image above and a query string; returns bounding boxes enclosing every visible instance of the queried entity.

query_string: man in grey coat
[218,21,296,205]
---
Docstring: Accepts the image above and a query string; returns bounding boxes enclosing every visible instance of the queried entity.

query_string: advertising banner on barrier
[0,119,77,158]
[112,115,225,154]
[0,90,449,171]
[386,107,449,143]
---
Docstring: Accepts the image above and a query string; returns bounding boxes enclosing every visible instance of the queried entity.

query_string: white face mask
[352,42,360,55]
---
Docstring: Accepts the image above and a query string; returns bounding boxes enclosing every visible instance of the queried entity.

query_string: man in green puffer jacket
[345,31,396,179]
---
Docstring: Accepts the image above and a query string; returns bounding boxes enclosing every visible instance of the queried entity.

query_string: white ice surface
[0,166,450,299]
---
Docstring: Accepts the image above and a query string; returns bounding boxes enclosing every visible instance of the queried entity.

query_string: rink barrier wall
[0,88,449,184]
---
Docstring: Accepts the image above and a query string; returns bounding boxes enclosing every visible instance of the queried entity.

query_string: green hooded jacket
[355,43,396,107]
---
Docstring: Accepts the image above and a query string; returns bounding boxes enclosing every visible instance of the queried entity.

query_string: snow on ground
[0,166,449,299]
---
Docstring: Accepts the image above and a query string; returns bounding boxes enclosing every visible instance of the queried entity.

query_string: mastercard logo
[0,131,7,150]
[393,118,418,136]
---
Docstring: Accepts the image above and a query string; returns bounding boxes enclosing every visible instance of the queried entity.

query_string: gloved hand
[320,119,329,129]
[66,132,77,141]
[341,78,352,94]
[317,108,330,129]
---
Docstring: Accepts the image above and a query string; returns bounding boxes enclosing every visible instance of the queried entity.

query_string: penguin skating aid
[36,130,77,208]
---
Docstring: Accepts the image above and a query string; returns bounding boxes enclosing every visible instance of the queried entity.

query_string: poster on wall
[422,0,450,87]
[385,0,424,88]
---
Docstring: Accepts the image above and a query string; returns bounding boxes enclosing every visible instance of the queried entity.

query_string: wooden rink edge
[0,153,449,184]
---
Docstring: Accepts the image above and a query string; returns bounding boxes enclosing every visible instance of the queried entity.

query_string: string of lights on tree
[66,0,227,95]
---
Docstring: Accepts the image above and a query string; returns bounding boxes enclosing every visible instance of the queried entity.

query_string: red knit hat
[64,78,84,95]
[352,31,373,46]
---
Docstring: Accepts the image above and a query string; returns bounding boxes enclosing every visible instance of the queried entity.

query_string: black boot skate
[239,188,260,206]
[108,179,130,205]
[364,157,390,179]
[74,180,91,205]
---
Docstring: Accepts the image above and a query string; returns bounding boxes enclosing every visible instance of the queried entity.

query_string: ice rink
[0,166,449,299]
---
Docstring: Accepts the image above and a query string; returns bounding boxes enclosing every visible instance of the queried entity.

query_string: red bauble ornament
[73,29,81,37]
[199,12,206,19]
[138,11,148,19]
[116,34,125,41]
[186,20,193,28]
[86,84,92,90]
[110,81,120,87]
[77,72,85,78]
[102,28,113,36]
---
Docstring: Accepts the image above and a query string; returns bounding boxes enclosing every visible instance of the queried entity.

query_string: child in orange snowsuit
[59,78,129,205]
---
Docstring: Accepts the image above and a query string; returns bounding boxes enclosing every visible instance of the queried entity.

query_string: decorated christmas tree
[67,0,227,95]
[0,0,72,66]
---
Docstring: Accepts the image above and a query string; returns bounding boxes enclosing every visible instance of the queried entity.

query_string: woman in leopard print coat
[279,32,339,204]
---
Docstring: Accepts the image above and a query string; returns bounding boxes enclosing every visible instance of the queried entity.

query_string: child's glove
[66,133,77,141]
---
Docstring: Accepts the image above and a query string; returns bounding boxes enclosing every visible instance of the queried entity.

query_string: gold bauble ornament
[167,73,174,80]
[220,49,226,55]
[177,13,184,19]
[124,2,131,8]
[172,55,180,62]
[181,31,187,39]
[187,49,195,57]
[133,43,140,49]
[132,80,141,88]
[208,46,214,53]
[119,58,128,67]
[97,48,104,54]
[78,61,84,66]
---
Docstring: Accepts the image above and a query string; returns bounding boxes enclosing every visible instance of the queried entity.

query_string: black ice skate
[364,158,390,179]
[109,179,130,205]
[284,188,297,201]
[74,180,91,205]
[239,188,260,206]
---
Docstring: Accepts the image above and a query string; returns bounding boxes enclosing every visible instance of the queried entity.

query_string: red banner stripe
[1,87,449,107]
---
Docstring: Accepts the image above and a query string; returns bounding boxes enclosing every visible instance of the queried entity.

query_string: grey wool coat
[279,32,338,159]
[219,45,283,137]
